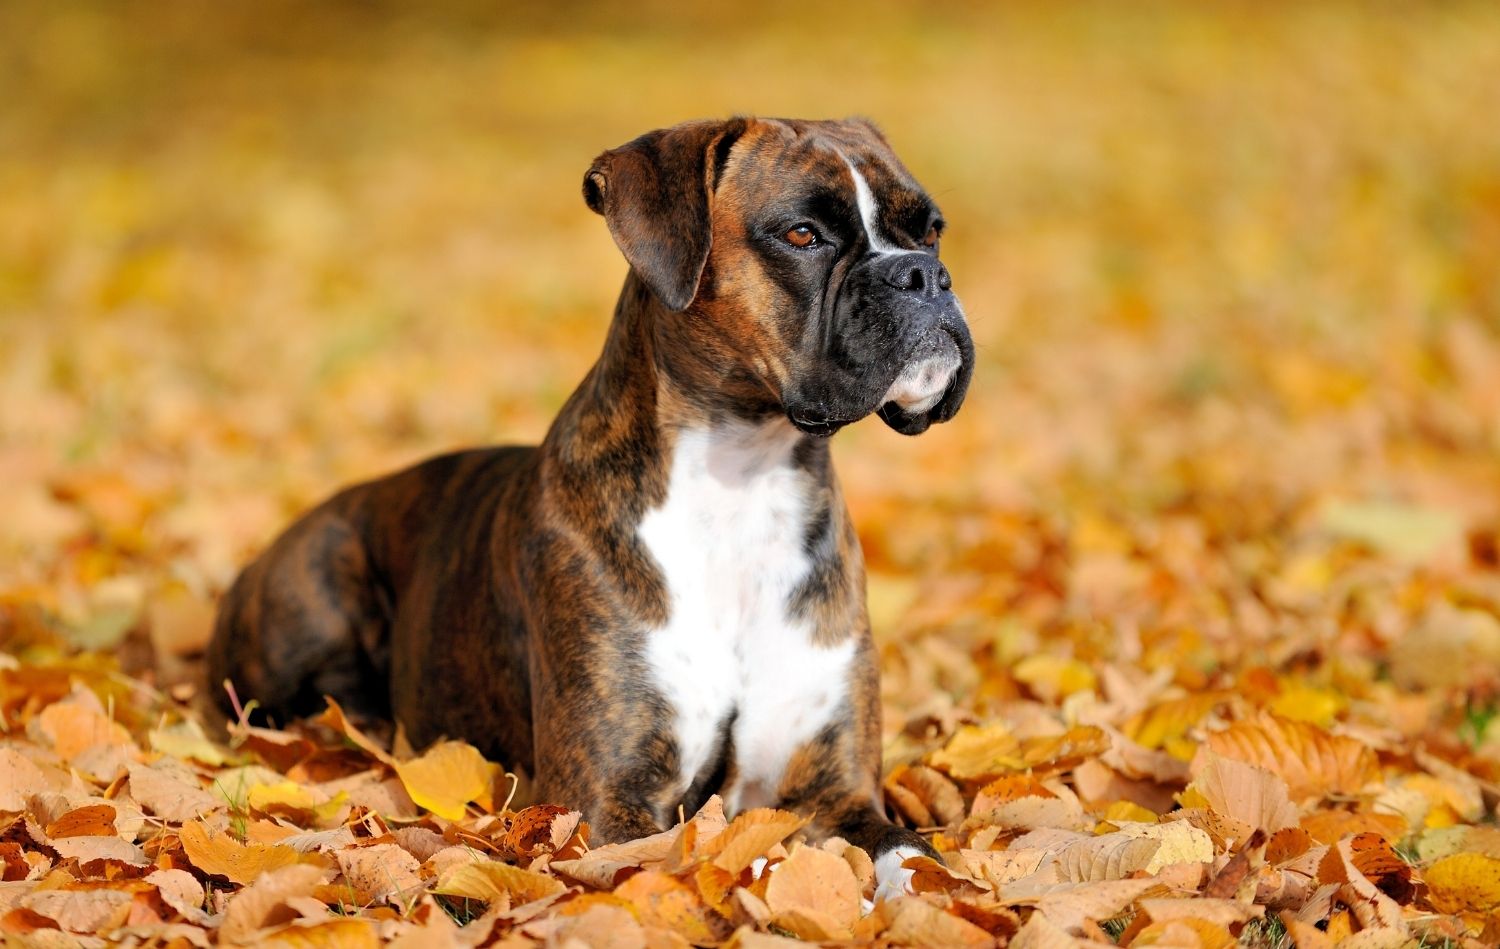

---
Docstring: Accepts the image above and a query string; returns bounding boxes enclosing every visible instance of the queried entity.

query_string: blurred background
[2,1,1499,737]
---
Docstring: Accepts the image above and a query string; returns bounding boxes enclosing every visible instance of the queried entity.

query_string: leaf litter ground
[4,2,1500,946]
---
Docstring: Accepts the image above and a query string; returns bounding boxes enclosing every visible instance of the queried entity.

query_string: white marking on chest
[844,157,903,255]
[637,420,855,813]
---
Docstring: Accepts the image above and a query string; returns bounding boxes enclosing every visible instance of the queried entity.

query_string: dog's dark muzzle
[785,251,974,437]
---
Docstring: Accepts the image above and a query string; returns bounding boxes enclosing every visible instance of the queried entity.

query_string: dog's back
[207,445,538,744]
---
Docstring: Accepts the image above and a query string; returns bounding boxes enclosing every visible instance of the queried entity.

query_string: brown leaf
[258,918,381,948]
[1001,878,1163,935]
[312,698,397,767]
[335,843,423,906]
[146,867,209,923]
[219,863,330,944]
[1186,750,1299,837]
[878,896,996,948]
[51,835,148,867]
[45,803,117,838]
[127,759,223,823]
[21,885,137,933]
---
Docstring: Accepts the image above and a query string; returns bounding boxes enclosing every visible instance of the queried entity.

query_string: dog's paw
[871,844,925,905]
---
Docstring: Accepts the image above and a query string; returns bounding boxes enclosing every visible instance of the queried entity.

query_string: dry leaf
[1205,713,1379,801]
[435,857,566,906]
[393,741,501,821]
[335,843,423,905]
[219,864,330,944]
[614,869,732,945]
[1186,751,1299,836]
[763,844,861,929]
[179,819,304,884]
[705,809,809,875]
[928,723,1023,780]
[128,759,223,823]
[879,896,995,948]
[1424,852,1500,915]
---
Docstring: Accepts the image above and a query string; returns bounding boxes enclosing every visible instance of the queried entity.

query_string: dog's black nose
[881,253,952,295]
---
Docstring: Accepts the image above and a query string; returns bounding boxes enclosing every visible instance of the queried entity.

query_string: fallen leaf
[393,741,501,821]
[335,843,424,905]
[435,857,565,906]
[705,808,809,875]
[1205,713,1378,801]
[219,864,331,944]
[1424,852,1500,915]
[179,819,304,884]
[763,843,861,929]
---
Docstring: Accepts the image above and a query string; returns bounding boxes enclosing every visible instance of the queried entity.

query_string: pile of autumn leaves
[0,647,1496,948]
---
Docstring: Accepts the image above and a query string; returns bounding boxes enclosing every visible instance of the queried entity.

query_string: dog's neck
[545,272,828,484]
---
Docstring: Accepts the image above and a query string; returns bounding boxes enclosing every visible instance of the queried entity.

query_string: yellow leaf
[927,723,1024,781]
[1013,654,1097,701]
[393,740,502,821]
[436,858,565,906]
[149,718,231,766]
[1125,693,1231,751]
[1267,685,1344,727]
[1425,853,1500,915]
[1100,801,1158,825]
[1322,500,1461,563]
[1117,821,1214,873]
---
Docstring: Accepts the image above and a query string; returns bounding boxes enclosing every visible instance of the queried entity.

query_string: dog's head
[584,117,973,436]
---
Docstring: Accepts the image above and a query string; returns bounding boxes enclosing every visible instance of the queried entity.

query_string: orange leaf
[764,844,861,930]
[1205,713,1378,801]
[703,808,808,875]
[178,820,303,885]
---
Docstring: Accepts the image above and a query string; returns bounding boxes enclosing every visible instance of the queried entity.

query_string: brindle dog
[209,117,974,893]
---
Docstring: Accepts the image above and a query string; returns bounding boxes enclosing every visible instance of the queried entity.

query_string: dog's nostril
[904,266,924,291]
[937,265,951,291]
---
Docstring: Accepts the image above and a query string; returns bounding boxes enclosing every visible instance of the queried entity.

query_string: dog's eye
[921,225,940,248]
[784,225,820,248]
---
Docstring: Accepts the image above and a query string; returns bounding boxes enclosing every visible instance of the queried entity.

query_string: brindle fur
[209,117,967,860]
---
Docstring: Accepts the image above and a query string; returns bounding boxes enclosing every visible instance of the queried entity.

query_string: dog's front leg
[523,575,687,843]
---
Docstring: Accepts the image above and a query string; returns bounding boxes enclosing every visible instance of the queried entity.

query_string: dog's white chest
[637,421,855,812]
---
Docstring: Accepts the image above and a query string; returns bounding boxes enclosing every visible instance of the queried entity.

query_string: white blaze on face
[843,157,902,255]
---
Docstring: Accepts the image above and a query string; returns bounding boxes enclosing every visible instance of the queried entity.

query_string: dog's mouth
[785,319,972,439]
[787,410,859,438]
[879,331,963,417]
[875,322,972,436]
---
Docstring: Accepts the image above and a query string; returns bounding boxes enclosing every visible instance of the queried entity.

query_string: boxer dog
[208,117,973,894]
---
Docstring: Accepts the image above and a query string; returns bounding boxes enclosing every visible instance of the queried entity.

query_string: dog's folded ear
[584,118,748,312]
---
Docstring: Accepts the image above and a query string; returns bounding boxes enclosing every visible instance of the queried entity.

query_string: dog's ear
[583,118,748,312]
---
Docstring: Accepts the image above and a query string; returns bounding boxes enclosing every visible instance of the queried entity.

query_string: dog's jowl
[208,116,974,894]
